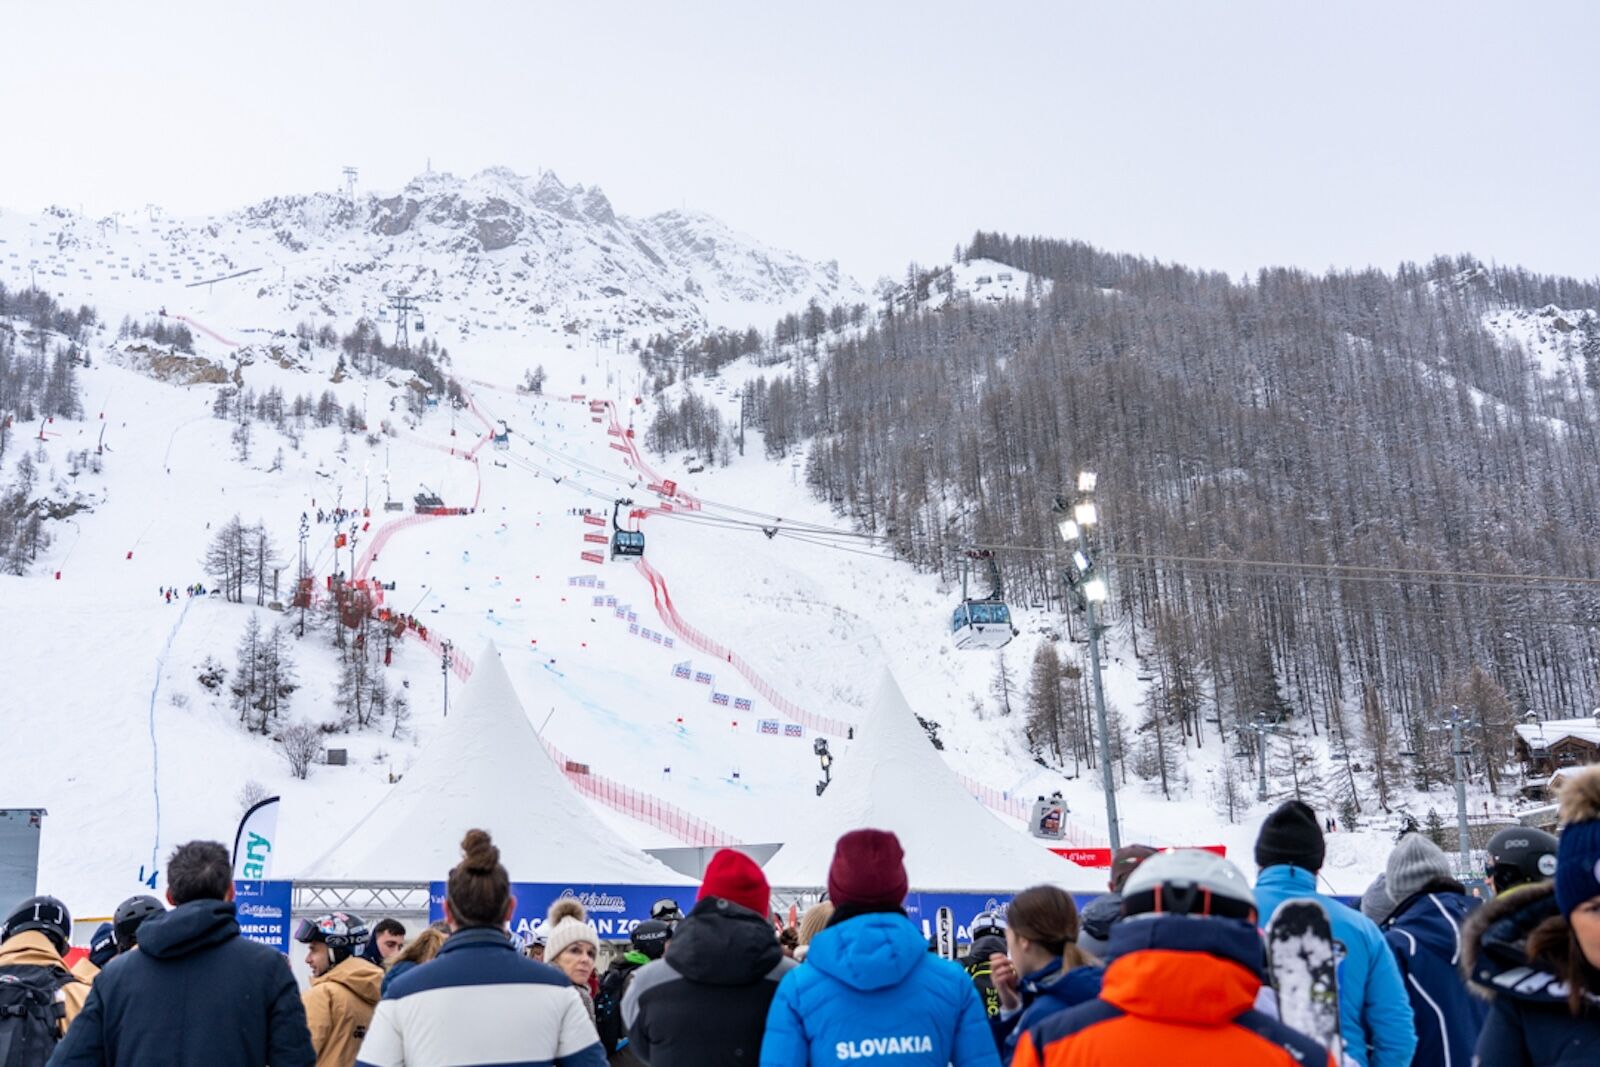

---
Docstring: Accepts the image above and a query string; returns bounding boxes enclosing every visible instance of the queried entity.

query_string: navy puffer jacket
[1461,881,1600,1066]
[1380,883,1486,1066]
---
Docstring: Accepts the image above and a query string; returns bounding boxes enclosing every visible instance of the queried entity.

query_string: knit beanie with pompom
[543,897,599,963]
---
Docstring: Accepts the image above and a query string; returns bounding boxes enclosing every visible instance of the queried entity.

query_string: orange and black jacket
[1012,915,1334,1067]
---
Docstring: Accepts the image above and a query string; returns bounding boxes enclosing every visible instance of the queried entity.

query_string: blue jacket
[357,926,605,1067]
[46,898,315,1067]
[1462,881,1600,1067]
[760,911,1001,1067]
[1381,887,1486,1067]
[990,957,1103,1063]
[1255,865,1416,1067]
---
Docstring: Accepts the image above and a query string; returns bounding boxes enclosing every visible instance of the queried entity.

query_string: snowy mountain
[0,166,864,346]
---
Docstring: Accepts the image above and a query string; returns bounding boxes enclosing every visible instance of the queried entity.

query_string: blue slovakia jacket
[1255,865,1416,1067]
[760,911,1001,1067]
[990,957,1103,1063]
[1381,887,1486,1067]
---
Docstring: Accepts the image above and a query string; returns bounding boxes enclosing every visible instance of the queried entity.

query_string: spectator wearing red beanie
[621,849,794,1066]
[761,830,1000,1067]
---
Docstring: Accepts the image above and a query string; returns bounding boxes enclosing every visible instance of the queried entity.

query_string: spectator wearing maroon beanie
[761,830,1000,1067]
[621,849,794,1066]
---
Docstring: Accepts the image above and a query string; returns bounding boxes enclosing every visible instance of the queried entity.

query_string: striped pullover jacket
[356,927,606,1067]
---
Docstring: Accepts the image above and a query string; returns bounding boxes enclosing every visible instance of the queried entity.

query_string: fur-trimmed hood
[1460,881,1599,1007]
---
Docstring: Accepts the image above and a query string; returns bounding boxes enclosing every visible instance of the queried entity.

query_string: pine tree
[1025,643,1065,761]
[990,654,1018,718]
[232,614,263,730]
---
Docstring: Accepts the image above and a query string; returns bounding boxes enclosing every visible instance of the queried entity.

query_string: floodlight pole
[1448,706,1473,877]
[1085,595,1121,851]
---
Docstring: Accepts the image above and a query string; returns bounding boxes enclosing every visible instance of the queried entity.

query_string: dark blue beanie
[1555,769,1600,918]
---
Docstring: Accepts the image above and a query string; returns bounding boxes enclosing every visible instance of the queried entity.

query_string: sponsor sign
[429,882,693,942]
[233,879,292,954]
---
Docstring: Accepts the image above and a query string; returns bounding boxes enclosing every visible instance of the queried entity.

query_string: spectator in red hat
[760,829,1001,1067]
[620,848,794,1066]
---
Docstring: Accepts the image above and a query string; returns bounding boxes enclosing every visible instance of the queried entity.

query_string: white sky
[3,0,1596,286]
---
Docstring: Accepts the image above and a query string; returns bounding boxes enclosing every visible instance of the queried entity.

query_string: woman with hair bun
[545,898,602,1022]
[355,829,606,1067]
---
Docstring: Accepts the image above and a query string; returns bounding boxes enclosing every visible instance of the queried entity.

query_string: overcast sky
[4,1,1596,286]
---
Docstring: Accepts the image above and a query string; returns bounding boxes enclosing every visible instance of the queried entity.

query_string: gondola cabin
[611,530,646,560]
[951,599,1014,650]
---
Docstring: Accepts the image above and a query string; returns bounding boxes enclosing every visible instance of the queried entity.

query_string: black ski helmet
[968,909,1007,942]
[650,898,684,926]
[295,912,371,966]
[1485,827,1559,894]
[1,895,71,954]
[631,918,672,960]
[113,895,166,952]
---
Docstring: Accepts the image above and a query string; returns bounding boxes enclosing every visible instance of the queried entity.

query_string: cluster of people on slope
[5,766,1600,1067]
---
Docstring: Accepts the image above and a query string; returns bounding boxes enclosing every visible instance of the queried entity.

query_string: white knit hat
[543,898,598,962]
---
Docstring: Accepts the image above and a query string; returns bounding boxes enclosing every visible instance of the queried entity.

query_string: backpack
[594,963,635,1054]
[0,964,74,1067]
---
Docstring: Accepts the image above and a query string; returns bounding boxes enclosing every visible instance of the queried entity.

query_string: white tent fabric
[300,642,693,885]
[763,671,1094,891]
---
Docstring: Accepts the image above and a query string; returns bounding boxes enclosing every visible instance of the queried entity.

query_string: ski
[1266,898,1342,1061]
[935,906,955,960]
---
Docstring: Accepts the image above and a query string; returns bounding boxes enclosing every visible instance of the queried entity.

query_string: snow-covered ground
[1,223,1514,917]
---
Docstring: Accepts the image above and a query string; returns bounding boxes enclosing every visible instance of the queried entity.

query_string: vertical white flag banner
[232,796,281,881]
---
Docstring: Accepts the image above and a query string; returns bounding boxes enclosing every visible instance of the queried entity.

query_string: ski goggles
[651,898,683,921]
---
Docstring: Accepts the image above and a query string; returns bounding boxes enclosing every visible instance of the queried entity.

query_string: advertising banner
[234,879,293,954]
[232,796,280,881]
[429,882,694,944]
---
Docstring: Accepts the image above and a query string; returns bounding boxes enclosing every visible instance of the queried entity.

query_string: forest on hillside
[733,236,1600,815]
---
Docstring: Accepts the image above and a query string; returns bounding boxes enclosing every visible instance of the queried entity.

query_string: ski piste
[935,906,955,960]
[1266,899,1342,1061]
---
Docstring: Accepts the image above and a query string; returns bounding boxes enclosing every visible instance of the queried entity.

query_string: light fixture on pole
[814,737,833,796]
[1054,472,1120,851]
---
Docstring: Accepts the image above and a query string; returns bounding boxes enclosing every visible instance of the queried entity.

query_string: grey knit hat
[1386,833,1454,903]
[1359,873,1396,924]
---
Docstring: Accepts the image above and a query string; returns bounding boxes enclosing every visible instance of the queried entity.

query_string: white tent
[763,671,1095,891]
[300,642,693,886]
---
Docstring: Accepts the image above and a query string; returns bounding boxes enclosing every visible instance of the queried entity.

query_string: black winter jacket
[46,898,315,1067]
[620,896,795,1066]
[1462,881,1600,1067]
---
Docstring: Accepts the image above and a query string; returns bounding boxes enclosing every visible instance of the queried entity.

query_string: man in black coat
[47,840,314,1067]
[621,850,794,1066]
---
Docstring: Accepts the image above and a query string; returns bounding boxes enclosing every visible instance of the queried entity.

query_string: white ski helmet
[1121,849,1256,920]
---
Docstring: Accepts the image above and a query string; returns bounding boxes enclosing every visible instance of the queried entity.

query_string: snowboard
[1266,899,1342,1061]
[935,907,955,960]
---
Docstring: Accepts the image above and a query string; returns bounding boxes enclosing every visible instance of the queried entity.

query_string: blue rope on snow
[145,597,193,883]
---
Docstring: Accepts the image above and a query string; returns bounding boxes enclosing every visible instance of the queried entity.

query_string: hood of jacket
[1385,886,1477,963]
[805,911,929,992]
[1079,891,1122,944]
[1100,915,1264,1025]
[0,930,70,970]
[965,934,1006,969]
[134,898,240,960]
[315,956,384,1006]
[1460,880,1600,1007]
[664,896,785,986]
